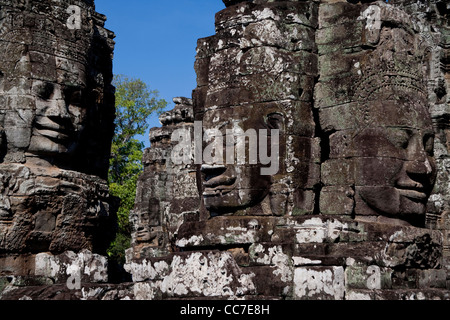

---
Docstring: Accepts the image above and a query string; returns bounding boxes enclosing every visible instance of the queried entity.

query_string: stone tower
[2,0,450,301]
[124,0,450,300]
[0,0,117,293]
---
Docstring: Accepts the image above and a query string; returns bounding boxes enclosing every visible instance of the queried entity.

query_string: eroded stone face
[195,0,319,218]
[28,68,88,157]
[128,98,199,257]
[0,0,116,259]
[354,94,437,225]
[200,106,280,216]
[318,1,441,227]
[0,0,115,176]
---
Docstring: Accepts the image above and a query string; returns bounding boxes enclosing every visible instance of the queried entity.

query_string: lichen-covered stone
[0,0,117,288]
[123,0,450,301]
[3,0,450,301]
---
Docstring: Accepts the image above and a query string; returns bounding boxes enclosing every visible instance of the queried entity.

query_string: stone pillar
[0,0,117,291]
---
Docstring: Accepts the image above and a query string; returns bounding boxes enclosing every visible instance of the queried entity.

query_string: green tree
[108,74,167,264]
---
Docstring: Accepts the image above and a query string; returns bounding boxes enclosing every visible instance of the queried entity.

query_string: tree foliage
[107,75,167,263]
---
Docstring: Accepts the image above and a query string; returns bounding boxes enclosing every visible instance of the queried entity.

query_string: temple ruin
[1,0,450,300]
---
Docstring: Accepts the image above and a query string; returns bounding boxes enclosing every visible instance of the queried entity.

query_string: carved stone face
[0,5,115,178]
[353,94,437,225]
[194,1,318,217]
[0,38,89,158]
[28,62,88,157]
[200,106,283,216]
[0,1,116,259]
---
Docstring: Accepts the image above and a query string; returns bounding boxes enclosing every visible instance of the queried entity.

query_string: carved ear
[0,127,6,163]
[266,112,284,131]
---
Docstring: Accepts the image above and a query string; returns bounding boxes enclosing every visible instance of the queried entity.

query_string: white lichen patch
[292,257,322,266]
[34,250,108,283]
[252,8,279,22]
[354,61,362,75]
[251,244,292,282]
[291,218,349,243]
[133,282,158,300]
[294,267,345,300]
[287,13,303,24]
[124,259,169,282]
[35,252,61,278]
[126,252,255,298]
[160,252,255,297]
[358,5,381,31]
[346,291,372,300]
[175,234,204,248]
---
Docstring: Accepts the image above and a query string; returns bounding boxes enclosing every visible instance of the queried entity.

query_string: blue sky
[95,0,225,147]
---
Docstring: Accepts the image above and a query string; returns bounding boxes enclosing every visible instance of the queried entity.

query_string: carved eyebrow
[422,128,435,136]
[384,127,413,148]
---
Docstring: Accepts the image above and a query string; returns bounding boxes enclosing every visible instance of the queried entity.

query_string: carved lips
[202,165,237,197]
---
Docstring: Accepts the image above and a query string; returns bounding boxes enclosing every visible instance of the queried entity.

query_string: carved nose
[398,136,434,189]
[397,160,431,191]
[404,159,433,176]
[405,135,433,176]
[42,101,72,129]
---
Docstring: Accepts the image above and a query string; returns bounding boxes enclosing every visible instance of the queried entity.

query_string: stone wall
[123,0,450,301]
[2,0,450,301]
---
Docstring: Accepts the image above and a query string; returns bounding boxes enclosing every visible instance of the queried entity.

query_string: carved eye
[35,82,54,100]
[386,128,412,150]
[423,133,435,157]
[64,86,83,107]
[266,113,284,130]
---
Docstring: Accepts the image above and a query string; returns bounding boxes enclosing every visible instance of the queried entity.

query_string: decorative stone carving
[195,0,319,219]
[0,0,116,279]
[0,0,115,175]
[128,97,199,259]
[318,3,438,227]
[2,0,450,301]
[123,0,450,301]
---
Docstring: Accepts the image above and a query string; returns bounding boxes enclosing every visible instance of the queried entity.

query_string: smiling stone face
[200,105,280,216]
[316,2,441,227]
[0,2,115,177]
[0,0,117,258]
[350,91,437,226]
[193,1,319,218]
[321,79,438,227]
[28,63,88,157]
